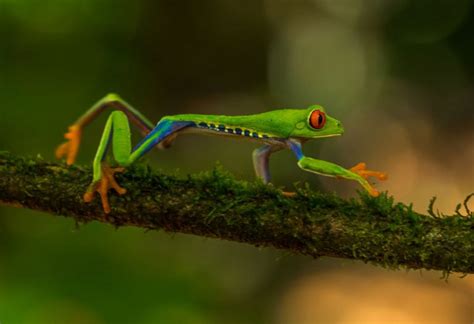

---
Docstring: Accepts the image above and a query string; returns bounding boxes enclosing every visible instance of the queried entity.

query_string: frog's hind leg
[83,110,134,214]
[56,94,155,165]
[129,117,194,161]
[252,145,283,184]
[84,112,193,213]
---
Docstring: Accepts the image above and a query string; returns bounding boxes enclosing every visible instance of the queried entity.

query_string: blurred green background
[1,1,473,323]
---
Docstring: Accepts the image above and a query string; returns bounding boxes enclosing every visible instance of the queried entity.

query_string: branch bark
[0,151,472,274]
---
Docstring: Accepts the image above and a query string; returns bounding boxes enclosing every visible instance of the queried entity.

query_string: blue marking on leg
[287,140,304,161]
[132,120,193,157]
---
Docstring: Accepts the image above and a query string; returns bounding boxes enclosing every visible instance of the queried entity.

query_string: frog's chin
[313,131,344,139]
[296,133,342,143]
[314,133,343,138]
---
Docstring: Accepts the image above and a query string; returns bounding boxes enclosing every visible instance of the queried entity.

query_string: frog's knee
[104,93,122,102]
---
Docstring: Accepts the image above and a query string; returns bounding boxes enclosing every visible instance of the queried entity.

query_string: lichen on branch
[0,151,472,275]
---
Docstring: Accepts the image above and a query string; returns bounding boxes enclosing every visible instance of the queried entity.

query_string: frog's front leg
[349,162,387,182]
[288,140,387,196]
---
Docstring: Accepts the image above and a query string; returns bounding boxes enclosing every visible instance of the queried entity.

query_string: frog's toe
[362,170,388,181]
[55,125,82,165]
[350,162,388,181]
[368,187,380,197]
[83,165,127,214]
[350,162,366,172]
[282,191,297,197]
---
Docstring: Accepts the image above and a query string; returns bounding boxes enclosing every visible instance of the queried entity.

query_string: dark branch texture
[0,151,472,275]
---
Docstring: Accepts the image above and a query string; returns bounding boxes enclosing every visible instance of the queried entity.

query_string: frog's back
[168,109,307,139]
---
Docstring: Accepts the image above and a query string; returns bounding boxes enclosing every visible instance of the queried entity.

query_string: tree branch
[0,151,472,275]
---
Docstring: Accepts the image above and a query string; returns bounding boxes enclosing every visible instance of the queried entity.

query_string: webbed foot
[56,125,82,165]
[83,164,127,214]
[350,162,388,197]
[350,162,388,181]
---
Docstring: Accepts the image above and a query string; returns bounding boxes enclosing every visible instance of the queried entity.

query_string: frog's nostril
[338,122,345,134]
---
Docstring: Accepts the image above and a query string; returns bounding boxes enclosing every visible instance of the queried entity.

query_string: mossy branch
[0,151,472,275]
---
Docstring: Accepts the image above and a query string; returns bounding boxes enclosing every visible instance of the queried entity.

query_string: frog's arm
[287,140,387,196]
[56,93,155,165]
[83,111,193,213]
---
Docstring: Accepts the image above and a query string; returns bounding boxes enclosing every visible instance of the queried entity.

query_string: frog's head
[290,105,344,139]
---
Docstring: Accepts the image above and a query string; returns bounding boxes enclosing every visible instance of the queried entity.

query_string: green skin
[56,94,385,213]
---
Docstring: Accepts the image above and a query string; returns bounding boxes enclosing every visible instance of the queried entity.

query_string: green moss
[0,151,472,275]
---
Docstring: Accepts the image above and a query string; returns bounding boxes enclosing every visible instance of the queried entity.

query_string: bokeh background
[1,0,473,323]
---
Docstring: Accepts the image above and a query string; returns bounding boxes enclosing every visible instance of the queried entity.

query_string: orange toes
[55,142,69,159]
[282,191,297,197]
[109,176,127,195]
[360,170,388,181]
[83,164,127,214]
[56,125,82,165]
[374,172,388,181]
[351,162,388,182]
[350,162,387,196]
[105,167,127,195]
[350,162,367,172]
[83,190,95,203]
[98,180,112,214]
[368,187,380,197]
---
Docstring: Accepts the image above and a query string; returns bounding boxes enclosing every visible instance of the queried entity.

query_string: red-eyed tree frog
[56,94,387,213]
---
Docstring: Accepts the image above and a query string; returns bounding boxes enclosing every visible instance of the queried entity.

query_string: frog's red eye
[309,110,326,129]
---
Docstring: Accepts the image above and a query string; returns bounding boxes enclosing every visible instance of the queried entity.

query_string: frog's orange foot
[55,125,82,165]
[367,186,380,197]
[83,165,127,214]
[350,162,388,181]
[282,191,297,197]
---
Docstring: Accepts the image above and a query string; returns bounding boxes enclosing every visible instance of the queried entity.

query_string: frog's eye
[309,110,326,129]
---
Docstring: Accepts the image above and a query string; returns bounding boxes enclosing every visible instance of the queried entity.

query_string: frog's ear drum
[309,110,326,129]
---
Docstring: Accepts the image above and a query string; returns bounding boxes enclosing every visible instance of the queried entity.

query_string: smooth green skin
[168,105,343,139]
[61,94,380,207]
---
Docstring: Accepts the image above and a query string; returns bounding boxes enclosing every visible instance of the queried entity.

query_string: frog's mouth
[313,132,343,139]
[313,125,344,138]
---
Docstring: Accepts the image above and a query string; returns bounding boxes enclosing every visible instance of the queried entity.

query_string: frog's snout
[337,122,345,135]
